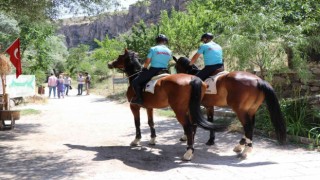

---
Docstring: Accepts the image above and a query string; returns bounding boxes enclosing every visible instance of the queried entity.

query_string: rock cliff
[57,0,188,49]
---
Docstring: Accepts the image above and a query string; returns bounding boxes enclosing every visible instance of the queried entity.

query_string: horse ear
[172,56,178,62]
[124,48,128,54]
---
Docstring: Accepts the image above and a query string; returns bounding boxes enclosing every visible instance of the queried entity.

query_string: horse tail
[258,80,287,144]
[189,77,226,131]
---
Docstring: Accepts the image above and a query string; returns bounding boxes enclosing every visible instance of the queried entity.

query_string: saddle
[209,66,225,76]
[155,69,169,75]
[205,70,229,94]
[145,73,170,94]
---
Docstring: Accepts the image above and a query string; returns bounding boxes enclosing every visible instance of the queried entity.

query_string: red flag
[6,38,22,78]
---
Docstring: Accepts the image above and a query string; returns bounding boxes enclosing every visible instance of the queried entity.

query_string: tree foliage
[0,13,19,49]
[0,0,120,21]
[65,44,90,75]
[91,35,125,76]
[124,21,159,59]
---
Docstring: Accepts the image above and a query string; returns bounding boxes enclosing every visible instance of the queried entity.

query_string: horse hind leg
[233,111,255,159]
[174,110,195,161]
[182,120,195,161]
[147,108,156,145]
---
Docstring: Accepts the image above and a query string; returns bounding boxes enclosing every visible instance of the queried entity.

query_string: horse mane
[177,57,199,75]
[177,57,191,69]
[123,50,142,78]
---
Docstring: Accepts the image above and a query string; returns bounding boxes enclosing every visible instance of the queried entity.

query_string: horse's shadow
[64,142,277,171]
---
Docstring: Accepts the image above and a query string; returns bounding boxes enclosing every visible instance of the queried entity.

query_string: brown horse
[174,56,286,158]
[108,49,226,160]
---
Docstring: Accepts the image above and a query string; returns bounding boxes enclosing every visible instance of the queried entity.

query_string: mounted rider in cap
[131,34,172,106]
[189,33,223,81]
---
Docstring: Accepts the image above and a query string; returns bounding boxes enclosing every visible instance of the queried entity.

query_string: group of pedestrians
[47,72,91,98]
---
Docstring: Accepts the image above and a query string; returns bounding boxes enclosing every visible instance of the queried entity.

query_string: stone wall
[272,64,320,98]
[58,0,189,49]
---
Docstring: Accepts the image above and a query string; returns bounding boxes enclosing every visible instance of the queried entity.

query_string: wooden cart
[0,110,20,130]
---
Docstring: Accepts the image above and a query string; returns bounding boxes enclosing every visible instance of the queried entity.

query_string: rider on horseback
[189,33,224,81]
[131,34,172,106]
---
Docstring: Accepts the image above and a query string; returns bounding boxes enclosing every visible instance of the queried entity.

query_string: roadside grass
[91,75,128,103]
[23,95,48,104]
[20,108,41,116]
[155,108,176,118]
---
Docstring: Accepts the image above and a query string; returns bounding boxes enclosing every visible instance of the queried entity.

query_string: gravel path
[1,89,320,180]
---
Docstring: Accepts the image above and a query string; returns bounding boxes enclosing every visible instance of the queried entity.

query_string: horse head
[173,56,199,75]
[108,49,129,69]
[108,49,142,76]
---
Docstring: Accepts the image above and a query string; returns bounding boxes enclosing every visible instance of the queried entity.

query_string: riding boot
[131,86,143,106]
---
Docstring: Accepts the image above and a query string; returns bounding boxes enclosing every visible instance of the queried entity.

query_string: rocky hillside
[57,0,189,49]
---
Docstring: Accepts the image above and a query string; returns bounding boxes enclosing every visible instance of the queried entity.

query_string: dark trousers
[64,84,70,95]
[132,67,166,98]
[196,64,223,81]
[78,84,83,95]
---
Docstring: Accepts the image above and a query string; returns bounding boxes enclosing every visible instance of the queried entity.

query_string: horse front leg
[130,105,141,146]
[206,106,215,145]
[146,108,156,145]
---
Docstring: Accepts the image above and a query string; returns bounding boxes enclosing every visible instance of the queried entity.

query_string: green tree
[160,10,204,57]
[124,20,159,59]
[91,35,125,76]
[0,0,120,21]
[65,44,90,75]
[0,13,20,49]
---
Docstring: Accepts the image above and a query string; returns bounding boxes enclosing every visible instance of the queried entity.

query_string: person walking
[57,74,65,99]
[85,72,91,95]
[48,73,57,98]
[64,74,72,96]
[77,73,85,95]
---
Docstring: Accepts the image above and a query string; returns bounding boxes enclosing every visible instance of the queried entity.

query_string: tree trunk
[1,75,7,110]
[285,46,294,69]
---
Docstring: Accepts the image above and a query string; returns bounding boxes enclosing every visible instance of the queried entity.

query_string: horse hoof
[182,149,194,161]
[237,153,247,159]
[233,144,244,153]
[205,139,215,146]
[149,138,156,145]
[240,146,253,159]
[179,135,187,142]
[130,139,141,146]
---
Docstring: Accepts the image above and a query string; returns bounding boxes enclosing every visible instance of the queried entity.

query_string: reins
[126,70,142,79]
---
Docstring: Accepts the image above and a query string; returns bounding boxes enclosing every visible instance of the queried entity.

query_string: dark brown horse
[174,56,286,158]
[108,49,225,160]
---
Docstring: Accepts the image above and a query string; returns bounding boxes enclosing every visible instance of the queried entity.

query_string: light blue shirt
[197,41,223,66]
[147,45,172,68]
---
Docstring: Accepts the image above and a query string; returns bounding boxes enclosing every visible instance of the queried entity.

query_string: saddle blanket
[205,71,229,94]
[145,74,170,94]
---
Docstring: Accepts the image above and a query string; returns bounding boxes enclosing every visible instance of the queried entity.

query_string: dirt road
[1,91,320,179]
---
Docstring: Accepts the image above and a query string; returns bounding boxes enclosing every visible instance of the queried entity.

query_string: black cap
[200,33,214,41]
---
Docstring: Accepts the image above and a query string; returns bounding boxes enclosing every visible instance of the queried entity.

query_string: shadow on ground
[0,124,42,142]
[0,146,83,179]
[65,117,279,172]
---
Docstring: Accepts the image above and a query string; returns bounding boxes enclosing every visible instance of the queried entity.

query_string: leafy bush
[256,96,320,138]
